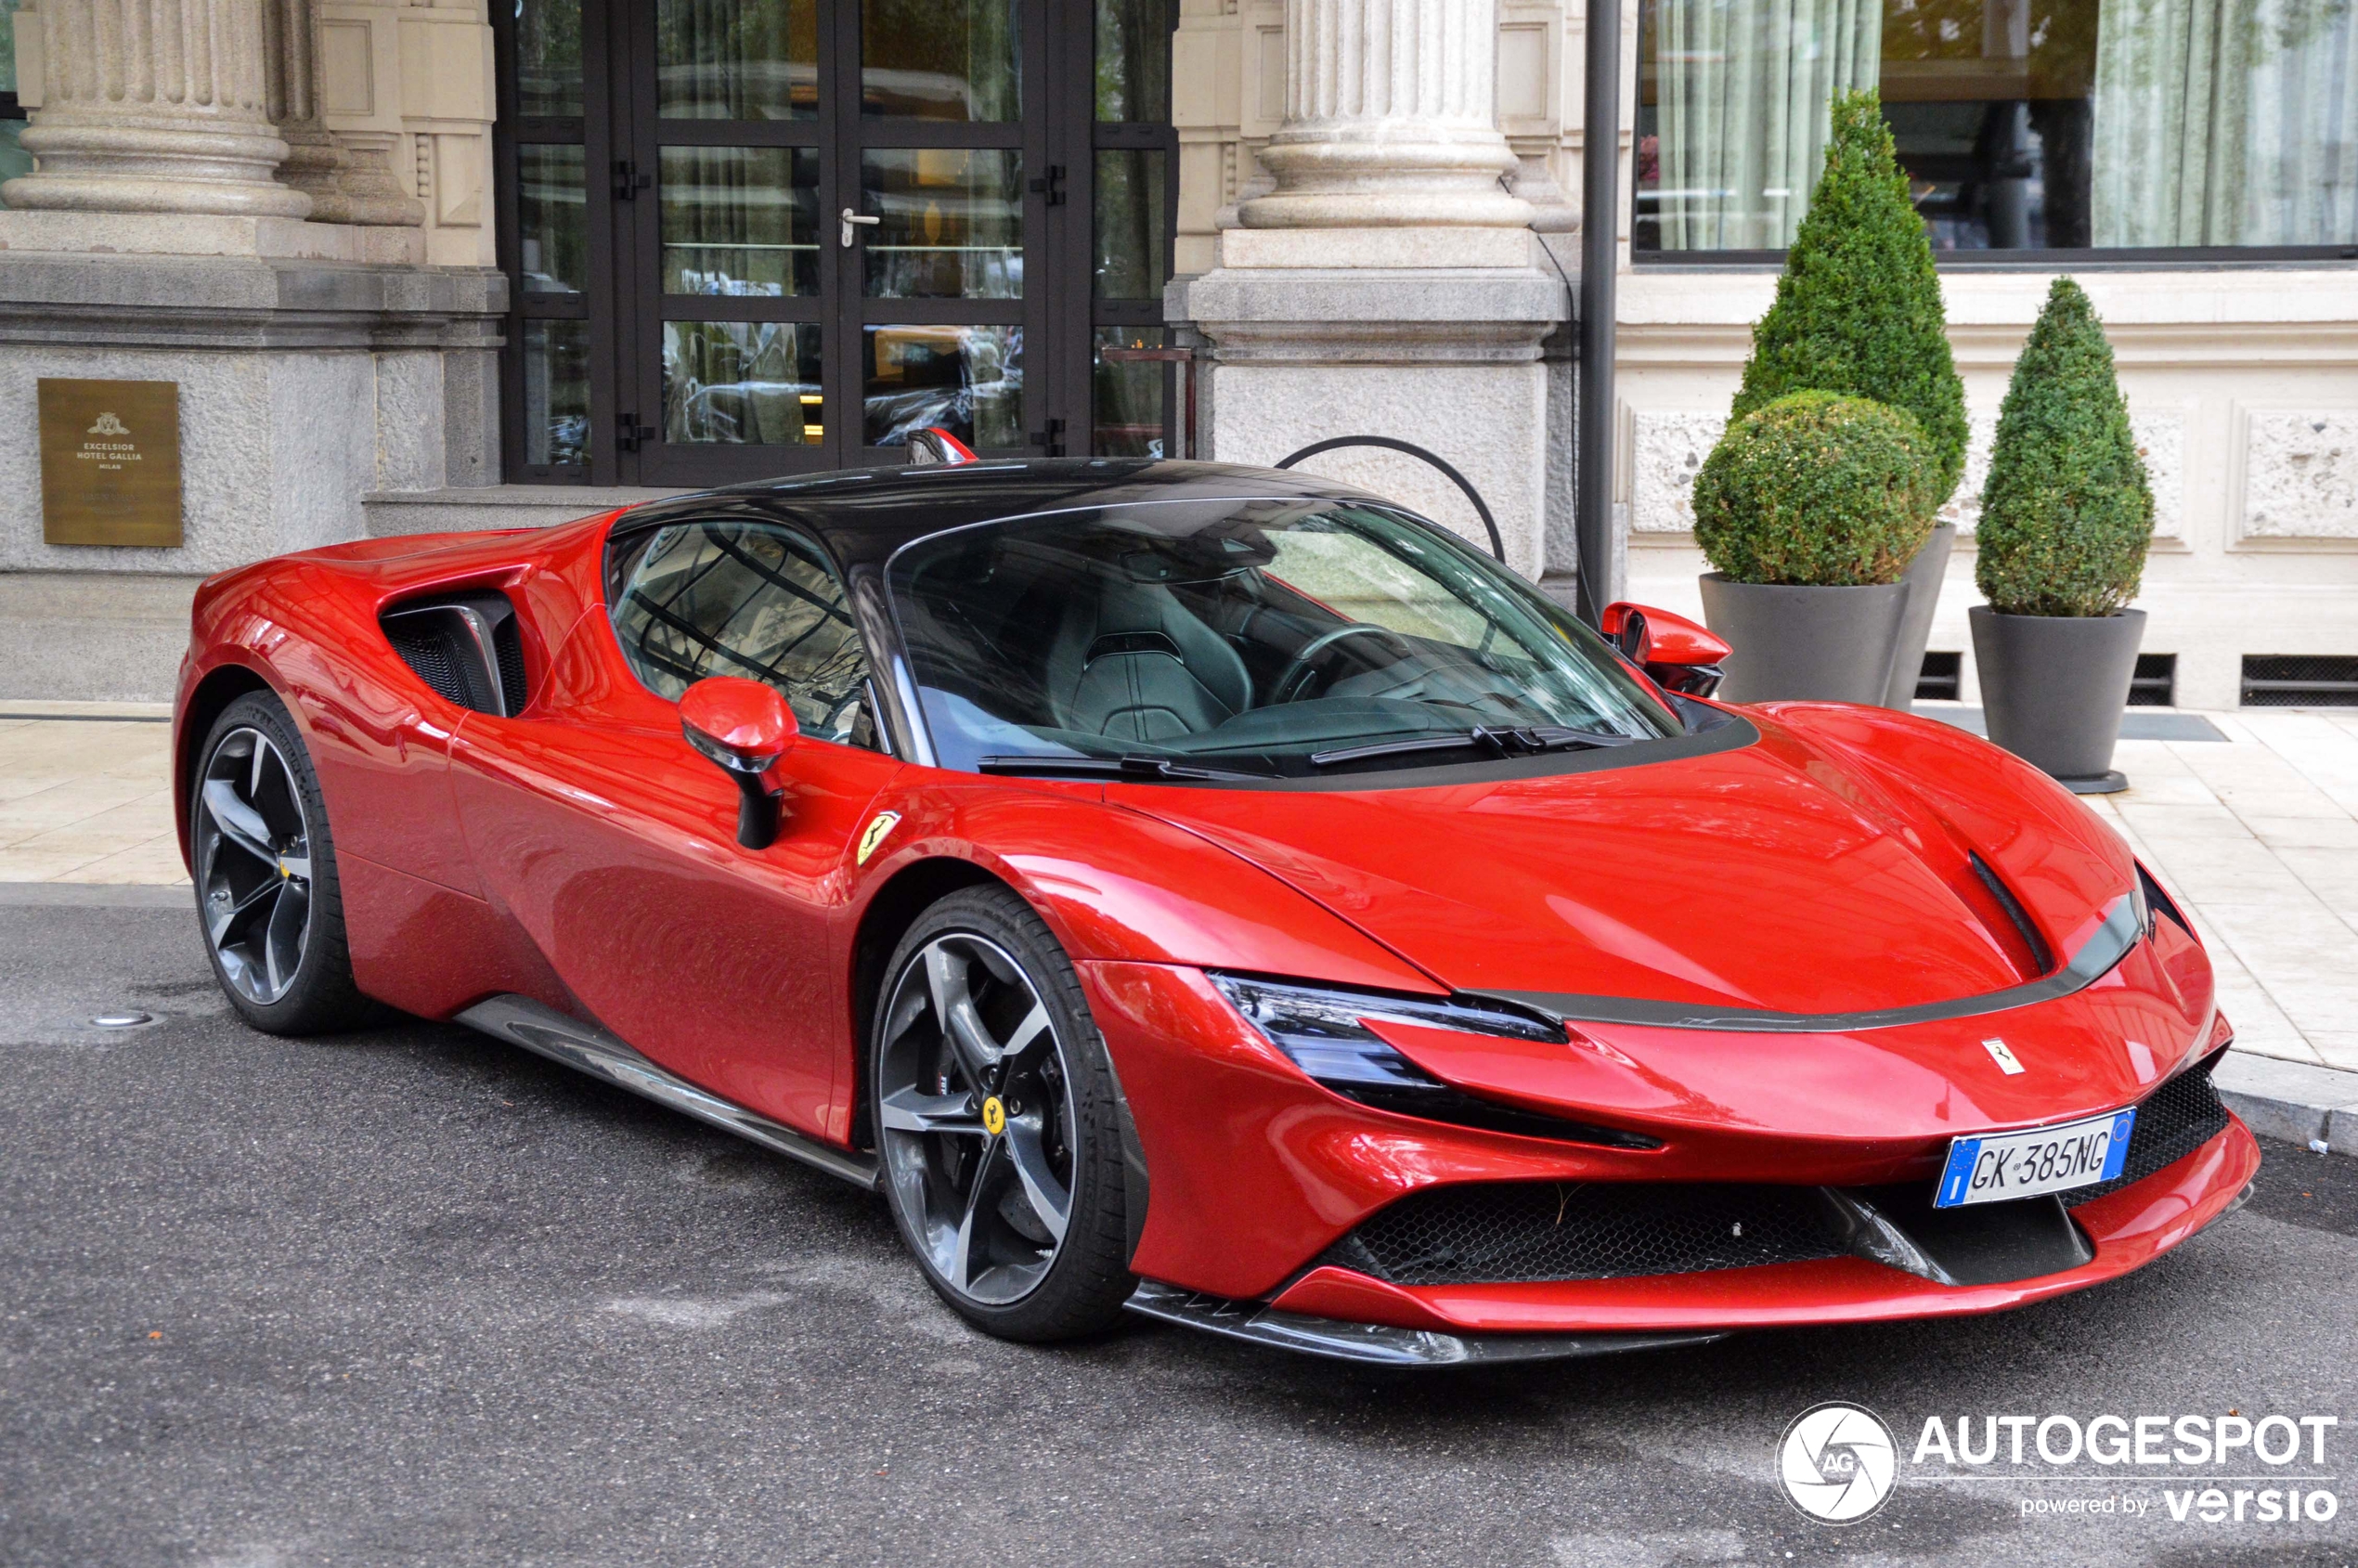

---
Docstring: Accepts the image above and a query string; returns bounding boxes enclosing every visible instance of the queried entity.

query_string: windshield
[887,499,1683,780]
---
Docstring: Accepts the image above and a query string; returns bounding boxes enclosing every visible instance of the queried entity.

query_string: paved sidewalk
[6,699,2354,1137]
[0,703,180,886]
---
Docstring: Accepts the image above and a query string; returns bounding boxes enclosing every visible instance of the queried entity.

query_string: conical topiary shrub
[1969,278,2154,792]
[1975,278,2153,616]
[1730,90,1968,512]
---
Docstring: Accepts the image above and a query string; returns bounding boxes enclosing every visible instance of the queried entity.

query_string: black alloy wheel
[873,886,1134,1340]
[192,692,372,1034]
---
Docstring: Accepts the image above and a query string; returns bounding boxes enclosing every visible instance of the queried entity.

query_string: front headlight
[1208,974,1659,1150]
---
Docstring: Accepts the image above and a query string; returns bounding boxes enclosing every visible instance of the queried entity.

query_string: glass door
[622,0,835,484]
[837,0,1049,461]
[495,0,1173,484]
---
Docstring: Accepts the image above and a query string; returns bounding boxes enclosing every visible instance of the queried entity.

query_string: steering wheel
[1270,623,1405,704]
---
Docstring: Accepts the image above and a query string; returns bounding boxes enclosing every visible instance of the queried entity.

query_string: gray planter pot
[1969,605,2146,794]
[1698,575,1909,704]
[1881,523,1958,712]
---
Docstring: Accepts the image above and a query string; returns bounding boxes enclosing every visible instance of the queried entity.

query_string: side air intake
[381,591,530,717]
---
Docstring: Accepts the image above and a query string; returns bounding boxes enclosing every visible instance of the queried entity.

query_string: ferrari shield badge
[856,810,901,866]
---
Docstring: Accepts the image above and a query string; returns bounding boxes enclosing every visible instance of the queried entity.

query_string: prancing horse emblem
[856,810,901,866]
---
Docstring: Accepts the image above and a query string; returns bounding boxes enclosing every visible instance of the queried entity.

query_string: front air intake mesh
[2065,1053,2231,1207]
[1321,1182,1847,1286]
[1320,1058,2235,1288]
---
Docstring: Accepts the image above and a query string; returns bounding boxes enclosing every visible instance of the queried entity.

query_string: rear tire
[191,691,374,1036]
[872,886,1135,1341]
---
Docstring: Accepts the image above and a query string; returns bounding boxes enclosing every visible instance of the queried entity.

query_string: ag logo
[1778,1402,1897,1523]
[855,810,901,866]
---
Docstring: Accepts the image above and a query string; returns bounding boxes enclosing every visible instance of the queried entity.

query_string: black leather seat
[1043,574,1252,743]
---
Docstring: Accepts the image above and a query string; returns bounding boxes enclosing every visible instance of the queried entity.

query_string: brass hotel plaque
[38,378,184,547]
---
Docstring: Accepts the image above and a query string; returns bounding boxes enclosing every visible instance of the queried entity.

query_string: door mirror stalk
[680,678,798,849]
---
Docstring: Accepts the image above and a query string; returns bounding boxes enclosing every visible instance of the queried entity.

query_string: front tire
[191,691,373,1036]
[872,886,1134,1341]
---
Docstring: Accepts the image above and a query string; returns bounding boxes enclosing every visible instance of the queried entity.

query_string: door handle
[839,206,881,248]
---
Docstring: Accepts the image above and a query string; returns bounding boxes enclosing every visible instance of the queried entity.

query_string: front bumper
[1083,959,2256,1346]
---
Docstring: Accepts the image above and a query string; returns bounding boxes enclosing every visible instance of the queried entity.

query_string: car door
[450,514,901,1142]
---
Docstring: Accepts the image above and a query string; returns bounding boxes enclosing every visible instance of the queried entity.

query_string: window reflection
[1093,149,1167,299]
[863,0,1021,120]
[657,0,816,119]
[864,325,1022,449]
[861,149,1023,299]
[664,321,824,444]
[1635,0,2358,252]
[518,145,587,292]
[516,0,583,117]
[1092,327,1165,458]
[1095,0,1171,121]
[523,320,590,466]
[660,147,819,295]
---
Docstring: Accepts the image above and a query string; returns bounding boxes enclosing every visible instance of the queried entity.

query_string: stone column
[264,0,354,222]
[1171,0,1565,578]
[4,0,312,217]
[1241,0,1533,231]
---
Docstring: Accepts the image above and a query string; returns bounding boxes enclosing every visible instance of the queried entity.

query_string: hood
[1113,708,2134,1019]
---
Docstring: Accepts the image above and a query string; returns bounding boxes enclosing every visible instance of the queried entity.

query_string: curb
[2215,1051,2358,1159]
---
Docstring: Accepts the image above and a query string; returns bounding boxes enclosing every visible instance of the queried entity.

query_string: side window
[610,520,878,748]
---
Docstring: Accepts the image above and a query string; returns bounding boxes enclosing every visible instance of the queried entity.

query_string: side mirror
[1601,603,1730,700]
[680,677,797,849]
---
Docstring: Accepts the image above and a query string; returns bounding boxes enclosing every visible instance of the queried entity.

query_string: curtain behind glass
[1656,0,1883,249]
[2093,0,2358,246]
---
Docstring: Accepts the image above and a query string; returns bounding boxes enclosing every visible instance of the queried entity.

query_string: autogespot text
[1911,1412,2340,1525]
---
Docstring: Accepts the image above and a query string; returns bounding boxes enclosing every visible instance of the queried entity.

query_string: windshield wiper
[978,753,1276,782]
[1308,725,1637,769]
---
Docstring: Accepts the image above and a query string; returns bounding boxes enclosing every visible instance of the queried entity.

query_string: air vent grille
[2127,654,2176,707]
[2241,654,2358,707]
[385,622,482,709]
[381,591,528,717]
[1914,651,1962,703]
[495,617,529,711]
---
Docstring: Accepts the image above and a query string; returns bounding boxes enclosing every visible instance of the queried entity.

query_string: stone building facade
[3,0,2354,709]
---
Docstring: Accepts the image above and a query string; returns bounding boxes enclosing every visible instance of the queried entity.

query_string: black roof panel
[608,459,1389,573]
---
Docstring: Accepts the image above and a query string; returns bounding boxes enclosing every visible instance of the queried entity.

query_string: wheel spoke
[201,779,279,868]
[208,877,280,947]
[1001,1118,1069,1244]
[265,882,308,997]
[1000,1002,1051,1065]
[949,1137,1005,1289]
[926,944,1002,1086]
[878,1086,986,1136]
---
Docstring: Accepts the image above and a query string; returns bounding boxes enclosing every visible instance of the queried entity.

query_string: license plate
[1934,1108,2137,1208]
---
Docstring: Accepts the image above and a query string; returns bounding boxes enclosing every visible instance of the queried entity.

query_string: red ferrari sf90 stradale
[173,460,2255,1365]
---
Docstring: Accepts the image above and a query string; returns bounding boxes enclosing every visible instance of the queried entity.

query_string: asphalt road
[3,890,2353,1568]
